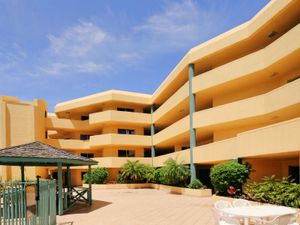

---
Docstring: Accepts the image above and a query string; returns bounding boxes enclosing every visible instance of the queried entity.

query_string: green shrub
[188,179,205,189]
[158,159,190,187]
[118,160,153,183]
[83,167,109,184]
[144,166,160,183]
[244,176,300,208]
[116,173,126,184]
[210,161,250,196]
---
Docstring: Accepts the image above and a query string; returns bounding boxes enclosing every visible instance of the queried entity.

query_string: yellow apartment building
[1,0,300,186]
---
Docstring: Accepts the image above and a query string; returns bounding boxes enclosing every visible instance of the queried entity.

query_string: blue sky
[0,0,269,111]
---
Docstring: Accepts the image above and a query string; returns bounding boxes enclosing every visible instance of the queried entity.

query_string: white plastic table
[222,205,297,225]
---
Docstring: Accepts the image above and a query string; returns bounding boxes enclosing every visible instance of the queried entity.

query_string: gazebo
[0,141,98,215]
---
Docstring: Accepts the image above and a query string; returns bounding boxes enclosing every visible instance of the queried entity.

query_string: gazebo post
[57,163,63,215]
[67,166,71,207]
[88,165,92,205]
[20,164,25,183]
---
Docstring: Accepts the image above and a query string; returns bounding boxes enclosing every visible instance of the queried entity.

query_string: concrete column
[57,163,63,215]
[188,64,196,181]
[67,166,71,207]
[150,105,156,162]
[20,165,25,183]
[88,165,92,205]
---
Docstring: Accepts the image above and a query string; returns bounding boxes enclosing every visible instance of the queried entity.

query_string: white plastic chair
[214,200,232,211]
[288,213,300,225]
[233,199,251,207]
[254,214,295,225]
[211,208,241,225]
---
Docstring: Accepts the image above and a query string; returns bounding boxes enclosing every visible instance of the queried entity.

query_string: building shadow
[58,222,74,225]
[62,200,112,215]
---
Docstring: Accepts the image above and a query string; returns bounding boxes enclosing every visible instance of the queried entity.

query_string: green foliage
[116,159,194,188]
[116,173,126,184]
[118,160,153,183]
[244,176,300,208]
[144,166,160,183]
[188,179,205,189]
[210,161,250,196]
[158,159,190,187]
[83,167,109,184]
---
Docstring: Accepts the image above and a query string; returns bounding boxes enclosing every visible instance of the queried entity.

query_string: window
[81,172,87,180]
[45,131,48,139]
[81,115,89,120]
[118,150,135,157]
[45,111,47,118]
[117,107,134,112]
[80,134,90,140]
[80,153,94,158]
[144,148,151,157]
[289,166,299,183]
[118,129,135,135]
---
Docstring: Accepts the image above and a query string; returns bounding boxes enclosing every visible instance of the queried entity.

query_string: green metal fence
[0,180,56,225]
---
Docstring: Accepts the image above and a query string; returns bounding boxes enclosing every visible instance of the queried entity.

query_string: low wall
[83,183,212,197]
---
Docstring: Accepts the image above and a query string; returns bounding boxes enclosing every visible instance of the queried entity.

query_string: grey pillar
[57,163,63,215]
[20,165,25,183]
[188,64,196,181]
[88,165,92,205]
[67,166,71,207]
[150,105,156,163]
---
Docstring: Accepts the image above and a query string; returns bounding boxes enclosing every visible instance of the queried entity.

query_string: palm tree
[120,160,148,183]
[159,159,190,187]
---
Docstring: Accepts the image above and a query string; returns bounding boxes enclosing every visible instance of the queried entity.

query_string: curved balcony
[193,79,300,129]
[193,23,300,95]
[153,116,189,146]
[152,0,300,105]
[90,134,151,148]
[153,79,300,146]
[153,117,300,166]
[153,23,300,126]
[55,90,152,114]
[92,157,152,168]
[46,139,89,150]
[89,110,151,127]
[153,82,189,124]
[46,116,89,131]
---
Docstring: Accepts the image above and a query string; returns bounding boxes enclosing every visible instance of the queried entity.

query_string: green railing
[0,180,56,225]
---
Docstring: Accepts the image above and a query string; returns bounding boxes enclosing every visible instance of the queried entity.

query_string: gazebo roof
[0,141,97,166]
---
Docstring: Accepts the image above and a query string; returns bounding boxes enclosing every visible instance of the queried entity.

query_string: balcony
[192,23,300,95]
[90,134,151,148]
[46,139,89,150]
[91,157,152,168]
[153,116,189,146]
[193,78,300,129]
[89,110,151,127]
[46,116,89,131]
[153,117,300,166]
[153,82,189,123]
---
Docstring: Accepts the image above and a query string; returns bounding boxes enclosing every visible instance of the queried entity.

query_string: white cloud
[48,21,107,57]
[35,0,226,77]
[0,43,27,74]
[118,52,141,61]
[37,62,109,76]
[133,0,218,50]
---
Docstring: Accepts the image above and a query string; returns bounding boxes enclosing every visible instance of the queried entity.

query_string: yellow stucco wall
[0,97,48,181]
[1,0,299,184]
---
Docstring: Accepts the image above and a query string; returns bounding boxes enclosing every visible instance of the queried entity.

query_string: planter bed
[83,183,212,197]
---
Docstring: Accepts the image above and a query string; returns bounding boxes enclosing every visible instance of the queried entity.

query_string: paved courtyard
[57,188,217,225]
